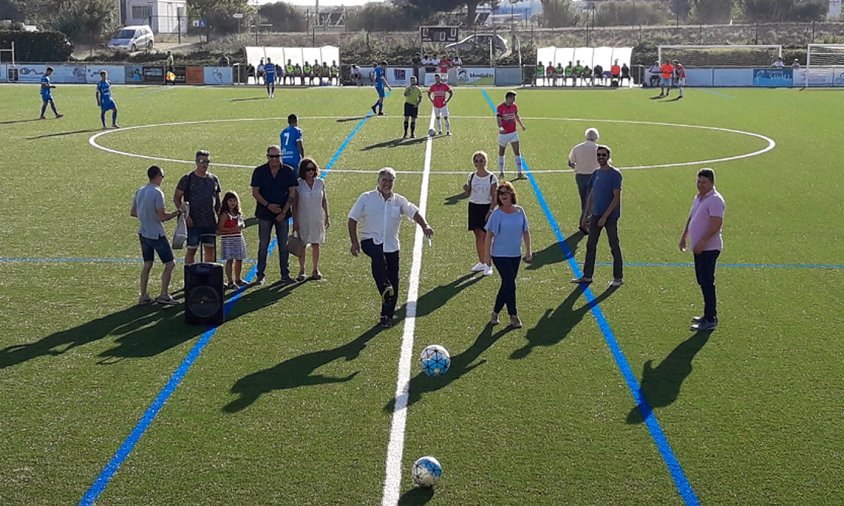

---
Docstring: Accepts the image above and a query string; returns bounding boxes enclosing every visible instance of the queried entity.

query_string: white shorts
[434,105,449,117]
[676,78,686,86]
[498,131,519,147]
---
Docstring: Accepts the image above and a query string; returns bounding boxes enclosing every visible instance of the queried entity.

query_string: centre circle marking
[88,115,776,174]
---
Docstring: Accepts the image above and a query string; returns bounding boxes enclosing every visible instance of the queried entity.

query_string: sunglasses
[597,153,609,157]
[267,154,281,158]
[497,190,512,195]
[306,167,317,172]
[197,159,211,164]
[473,158,485,163]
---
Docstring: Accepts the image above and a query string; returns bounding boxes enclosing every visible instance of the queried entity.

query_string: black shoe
[380,316,392,328]
[578,226,589,235]
[255,276,266,286]
[280,275,294,284]
[371,105,377,114]
[377,112,384,116]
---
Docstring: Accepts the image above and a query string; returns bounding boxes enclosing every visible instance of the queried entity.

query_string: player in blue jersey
[370,61,392,116]
[264,57,276,98]
[96,70,120,129]
[280,114,305,169]
[39,67,63,120]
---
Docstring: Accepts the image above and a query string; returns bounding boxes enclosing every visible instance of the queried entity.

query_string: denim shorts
[139,234,174,263]
[187,225,218,249]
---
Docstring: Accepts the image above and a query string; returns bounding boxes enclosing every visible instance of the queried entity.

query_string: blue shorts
[140,234,174,263]
[375,86,385,98]
[187,225,218,249]
[41,94,52,102]
[660,77,672,87]
[101,100,117,111]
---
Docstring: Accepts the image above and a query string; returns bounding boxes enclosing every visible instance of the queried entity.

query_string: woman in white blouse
[463,150,498,276]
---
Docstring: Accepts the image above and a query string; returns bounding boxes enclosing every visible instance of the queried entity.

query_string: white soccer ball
[411,456,442,487]
[419,344,450,376]
[428,128,436,137]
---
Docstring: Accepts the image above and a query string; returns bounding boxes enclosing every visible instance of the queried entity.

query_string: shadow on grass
[336,116,367,123]
[222,323,385,413]
[97,281,304,362]
[384,324,514,411]
[443,191,468,206]
[524,232,585,271]
[26,129,100,140]
[626,331,710,424]
[0,118,45,125]
[360,137,428,151]
[398,486,435,505]
[392,273,484,322]
[228,96,268,102]
[510,284,616,360]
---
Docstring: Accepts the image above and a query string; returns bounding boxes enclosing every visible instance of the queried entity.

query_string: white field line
[88,116,775,172]
[380,110,436,506]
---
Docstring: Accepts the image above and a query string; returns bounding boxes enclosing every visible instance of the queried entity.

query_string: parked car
[107,25,154,52]
[444,34,508,55]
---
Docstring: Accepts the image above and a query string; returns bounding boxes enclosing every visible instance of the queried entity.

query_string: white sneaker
[470,262,486,273]
[483,265,494,276]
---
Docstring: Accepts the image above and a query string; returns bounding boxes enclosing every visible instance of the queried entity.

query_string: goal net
[657,45,782,67]
[802,44,844,87]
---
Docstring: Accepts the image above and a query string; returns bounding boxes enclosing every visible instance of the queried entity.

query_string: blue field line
[481,89,700,505]
[3,256,842,271]
[78,113,372,506]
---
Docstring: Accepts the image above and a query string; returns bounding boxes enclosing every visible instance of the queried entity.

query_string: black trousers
[583,215,623,279]
[492,256,521,316]
[694,249,721,320]
[361,239,400,319]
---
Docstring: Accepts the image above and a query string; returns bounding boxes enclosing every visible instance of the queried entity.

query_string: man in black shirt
[251,145,299,284]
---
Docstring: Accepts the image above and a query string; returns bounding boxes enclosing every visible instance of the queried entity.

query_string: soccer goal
[803,44,844,87]
[657,45,782,67]
[0,41,15,82]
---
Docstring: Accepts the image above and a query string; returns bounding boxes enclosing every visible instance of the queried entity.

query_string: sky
[255,0,385,6]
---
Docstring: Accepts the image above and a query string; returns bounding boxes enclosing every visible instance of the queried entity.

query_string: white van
[107,25,154,52]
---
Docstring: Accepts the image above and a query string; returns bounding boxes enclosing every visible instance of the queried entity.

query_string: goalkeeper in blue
[96,70,120,129]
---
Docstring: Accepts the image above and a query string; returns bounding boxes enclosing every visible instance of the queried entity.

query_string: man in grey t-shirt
[174,150,222,264]
[131,165,182,306]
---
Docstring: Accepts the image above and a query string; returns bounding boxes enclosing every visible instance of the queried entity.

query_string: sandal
[225,282,236,290]
[296,271,306,282]
[311,270,322,280]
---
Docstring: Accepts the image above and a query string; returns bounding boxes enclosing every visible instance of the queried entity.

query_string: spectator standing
[174,150,222,265]
[463,151,498,276]
[792,58,801,70]
[348,168,434,327]
[659,59,674,97]
[568,128,601,234]
[257,58,265,85]
[218,191,248,289]
[251,145,299,285]
[571,145,623,287]
[679,168,725,332]
[484,181,532,329]
[673,60,686,99]
[648,61,661,88]
[131,165,181,306]
[293,158,330,281]
[772,57,784,68]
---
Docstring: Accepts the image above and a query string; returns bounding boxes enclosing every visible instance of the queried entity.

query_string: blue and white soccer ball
[428,128,436,137]
[419,344,450,376]
[411,456,443,487]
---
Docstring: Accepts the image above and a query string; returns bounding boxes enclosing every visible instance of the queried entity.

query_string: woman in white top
[462,150,498,276]
[293,158,330,281]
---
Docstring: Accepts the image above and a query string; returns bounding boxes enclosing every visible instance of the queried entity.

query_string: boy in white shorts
[496,90,527,179]
[427,73,453,135]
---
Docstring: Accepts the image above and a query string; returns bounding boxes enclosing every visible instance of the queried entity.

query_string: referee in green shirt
[403,76,423,139]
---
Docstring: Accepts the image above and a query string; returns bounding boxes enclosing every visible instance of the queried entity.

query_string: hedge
[0,31,73,62]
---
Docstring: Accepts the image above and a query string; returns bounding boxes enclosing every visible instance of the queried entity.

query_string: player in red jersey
[673,60,686,99]
[496,91,527,179]
[427,74,453,136]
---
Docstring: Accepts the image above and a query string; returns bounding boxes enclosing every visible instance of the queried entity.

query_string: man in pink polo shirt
[679,168,726,331]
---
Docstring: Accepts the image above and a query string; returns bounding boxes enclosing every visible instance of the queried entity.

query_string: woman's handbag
[287,231,306,258]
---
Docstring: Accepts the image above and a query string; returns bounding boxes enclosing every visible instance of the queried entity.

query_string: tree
[669,0,692,24]
[738,0,826,22]
[395,0,484,27]
[258,2,306,32]
[540,0,580,27]
[189,0,251,39]
[0,0,25,22]
[52,0,115,46]
[690,0,734,24]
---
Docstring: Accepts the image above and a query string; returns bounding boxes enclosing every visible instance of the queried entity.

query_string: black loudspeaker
[184,262,225,326]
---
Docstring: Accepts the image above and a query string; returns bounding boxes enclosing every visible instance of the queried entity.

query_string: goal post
[804,44,844,87]
[657,45,782,67]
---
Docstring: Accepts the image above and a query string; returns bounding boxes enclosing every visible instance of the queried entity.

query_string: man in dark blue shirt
[251,145,298,284]
[572,145,624,287]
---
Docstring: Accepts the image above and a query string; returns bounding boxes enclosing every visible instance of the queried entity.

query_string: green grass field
[1,82,842,505]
